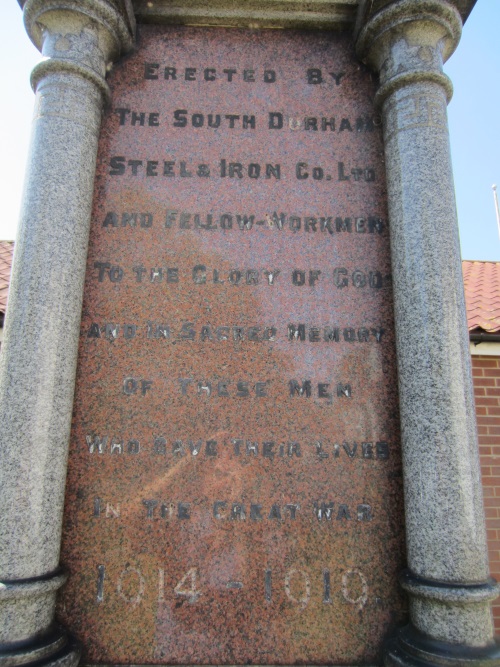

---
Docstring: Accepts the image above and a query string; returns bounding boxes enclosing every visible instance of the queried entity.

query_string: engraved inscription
[60,28,404,666]
[103,209,386,234]
[385,93,447,140]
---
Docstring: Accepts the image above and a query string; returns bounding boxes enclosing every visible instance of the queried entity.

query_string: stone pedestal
[0,1,497,666]
[356,1,500,664]
[0,2,133,666]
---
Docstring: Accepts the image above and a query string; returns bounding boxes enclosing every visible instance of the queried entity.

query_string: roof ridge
[462,259,500,263]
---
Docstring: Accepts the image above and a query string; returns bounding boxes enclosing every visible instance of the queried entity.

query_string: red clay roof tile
[0,241,14,317]
[462,260,500,334]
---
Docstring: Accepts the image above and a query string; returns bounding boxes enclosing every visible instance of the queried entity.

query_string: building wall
[472,353,500,631]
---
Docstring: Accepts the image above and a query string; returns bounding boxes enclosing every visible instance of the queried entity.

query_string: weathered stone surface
[132,0,358,29]
[132,0,477,30]
[357,1,499,663]
[0,3,132,663]
[57,26,405,664]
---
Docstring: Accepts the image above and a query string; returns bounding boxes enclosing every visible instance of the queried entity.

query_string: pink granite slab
[58,26,406,665]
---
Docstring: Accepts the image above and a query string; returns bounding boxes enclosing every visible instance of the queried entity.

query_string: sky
[0,1,499,261]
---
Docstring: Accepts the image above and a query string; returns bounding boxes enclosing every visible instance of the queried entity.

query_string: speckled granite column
[357,1,500,665]
[0,2,133,666]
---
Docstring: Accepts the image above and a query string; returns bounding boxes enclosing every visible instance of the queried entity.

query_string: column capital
[20,0,135,99]
[356,0,462,107]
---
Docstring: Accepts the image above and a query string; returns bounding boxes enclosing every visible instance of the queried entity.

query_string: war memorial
[0,0,499,666]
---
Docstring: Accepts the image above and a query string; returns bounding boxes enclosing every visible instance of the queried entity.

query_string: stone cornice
[132,0,358,30]
[17,0,477,33]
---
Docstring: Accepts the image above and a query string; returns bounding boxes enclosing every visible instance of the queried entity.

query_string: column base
[0,624,80,667]
[385,624,500,667]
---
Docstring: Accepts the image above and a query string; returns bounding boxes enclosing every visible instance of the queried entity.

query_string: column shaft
[383,75,494,645]
[0,2,133,664]
[357,1,499,663]
[0,70,103,642]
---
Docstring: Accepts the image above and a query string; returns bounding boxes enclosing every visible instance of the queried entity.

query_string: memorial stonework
[57,27,404,665]
[1,2,499,667]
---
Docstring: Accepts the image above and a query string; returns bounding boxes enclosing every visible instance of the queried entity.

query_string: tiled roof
[0,241,14,318]
[462,260,500,334]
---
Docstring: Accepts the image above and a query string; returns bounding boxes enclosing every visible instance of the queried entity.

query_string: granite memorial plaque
[58,26,405,664]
